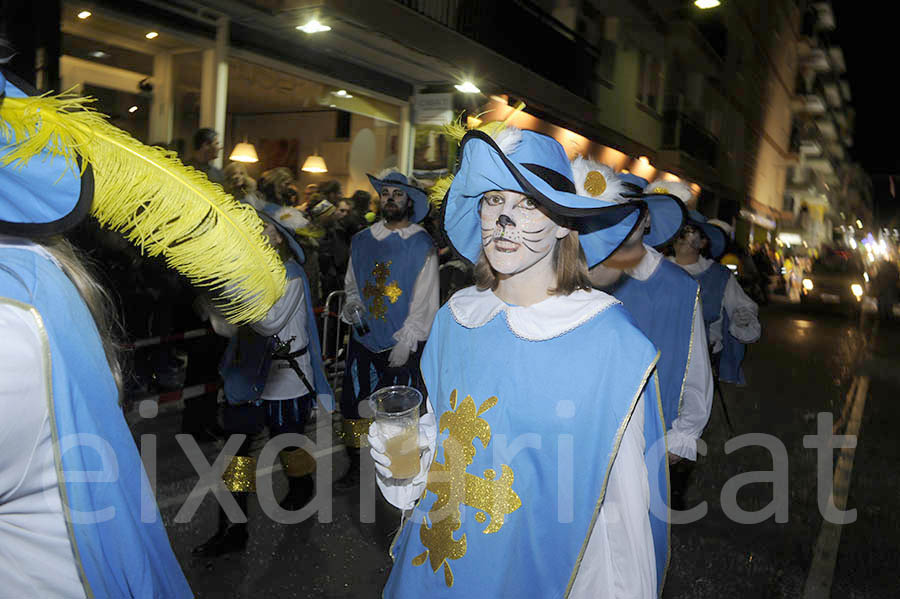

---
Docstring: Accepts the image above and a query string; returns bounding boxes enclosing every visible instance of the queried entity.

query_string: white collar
[448,285,620,341]
[625,244,663,281]
[370,220,425,240]
[0,236,62,267]
[668,254,713,276]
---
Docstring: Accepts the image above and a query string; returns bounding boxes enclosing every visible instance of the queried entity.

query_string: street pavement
[133,297,900,598]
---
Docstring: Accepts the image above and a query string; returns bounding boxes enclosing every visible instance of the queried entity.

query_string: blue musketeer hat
[442,128,645,268]
[570,159,687,249]
[0,70,94,236]
[367,170,430,224]
[686,209,728,259]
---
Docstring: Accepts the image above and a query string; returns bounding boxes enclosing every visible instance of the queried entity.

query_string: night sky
[832,2,899,227]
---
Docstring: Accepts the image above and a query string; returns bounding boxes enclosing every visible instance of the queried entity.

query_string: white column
[149,52,173,144]
[200,16,229,168]
[398,102,412,175]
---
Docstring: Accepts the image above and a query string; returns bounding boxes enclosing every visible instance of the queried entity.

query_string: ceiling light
[128,105,139,113]
[333,89,353,98]
[77,10,92,19]
[88,50,109,59]
[302,153,328,173]
[229,142,258,163]
[455,81,481,94]
[695,0,721,8]
[145,31,159,40]
[296,19,331,34]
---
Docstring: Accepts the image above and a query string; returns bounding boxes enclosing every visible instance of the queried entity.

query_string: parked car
[800,250,867,315]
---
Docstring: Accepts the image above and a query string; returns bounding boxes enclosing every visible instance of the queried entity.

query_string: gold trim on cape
[564,349,660,597]
[654,371,672,598]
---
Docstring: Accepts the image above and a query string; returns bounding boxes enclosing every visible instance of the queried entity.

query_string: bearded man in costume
[335,169,438,491]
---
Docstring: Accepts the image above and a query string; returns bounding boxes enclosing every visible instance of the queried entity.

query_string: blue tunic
[385,292,662,598]
[350,227,433,353]
[219,259,334,408]
[612,260,699,427]
[694,263,746,384]
[0,247,191,598]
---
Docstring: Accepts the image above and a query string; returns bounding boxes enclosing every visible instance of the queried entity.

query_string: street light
[296,19,331,34]
[695,0,721,8]
[77,10,91,19]
[455,81,481,94]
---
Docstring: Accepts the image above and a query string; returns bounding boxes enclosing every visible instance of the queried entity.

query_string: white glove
[732,308,754,327]
[341,300,366,324]
[388,341,411,368]
[367,412,437,510]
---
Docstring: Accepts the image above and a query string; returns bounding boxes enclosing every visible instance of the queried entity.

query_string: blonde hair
[40,237,124,397]
[474,231,592,296]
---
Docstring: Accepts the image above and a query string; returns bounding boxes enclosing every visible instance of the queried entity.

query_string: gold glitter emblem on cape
[362,261,403,320]
[410,390,521,587]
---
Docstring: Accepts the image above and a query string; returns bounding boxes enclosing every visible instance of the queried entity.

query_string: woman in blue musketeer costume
[367,125,671,598]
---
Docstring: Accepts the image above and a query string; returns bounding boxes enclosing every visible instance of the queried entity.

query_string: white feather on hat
[570,155,628,204]
[645,179,692,203]
[376,167,400,180]
[492,126,523,156]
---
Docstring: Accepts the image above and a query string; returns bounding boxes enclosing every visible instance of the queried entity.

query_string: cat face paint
[479,190,569,276]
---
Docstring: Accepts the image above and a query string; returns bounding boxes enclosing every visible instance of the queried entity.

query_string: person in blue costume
[367,126,670,598]
[335,169,439,491]
[0,72,195,597]
[668,210,760,385]
[576,163,713,517]
[192,213,334,557]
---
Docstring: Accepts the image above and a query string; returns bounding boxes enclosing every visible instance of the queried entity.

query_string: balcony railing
[393,0,614,101]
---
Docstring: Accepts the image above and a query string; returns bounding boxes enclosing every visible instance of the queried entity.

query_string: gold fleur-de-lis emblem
[411,390,521,587]
[652,186,669,194]
[362,261,403,320]
[584,170,607,197]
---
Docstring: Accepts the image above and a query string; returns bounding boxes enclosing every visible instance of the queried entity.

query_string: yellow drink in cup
[384,426,420,479]
[369,385,423,480]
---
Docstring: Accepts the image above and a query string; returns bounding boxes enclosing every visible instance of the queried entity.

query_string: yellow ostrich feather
[427,174,454,208]
[0,92,285,324]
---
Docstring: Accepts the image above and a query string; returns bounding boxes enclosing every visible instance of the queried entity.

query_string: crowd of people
[3,64,773,598]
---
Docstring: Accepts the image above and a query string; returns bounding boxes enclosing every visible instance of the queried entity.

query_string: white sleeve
[723,276,761,344]
[570,394,656,599]
[667,302,714,460]
[392,249,440,352]
[251,277,304,337]
[342,255,362,319]
[0,304,45,495]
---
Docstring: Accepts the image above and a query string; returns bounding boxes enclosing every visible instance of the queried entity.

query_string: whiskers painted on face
[520,240,544,253]
[522,227,546,234]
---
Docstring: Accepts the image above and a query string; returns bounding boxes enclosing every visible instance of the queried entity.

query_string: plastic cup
[369,385,423,479]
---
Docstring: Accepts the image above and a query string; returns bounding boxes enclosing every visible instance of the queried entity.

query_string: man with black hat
[335,169,438,491]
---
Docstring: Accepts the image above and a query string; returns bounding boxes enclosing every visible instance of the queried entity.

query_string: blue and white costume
[0,241,192,598]
[384,287,663,598]
[612,245,713,460]
[341,212,438,447]
[670,255,760,385]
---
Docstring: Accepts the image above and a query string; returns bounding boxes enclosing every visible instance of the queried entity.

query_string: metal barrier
[322,290,349,394]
